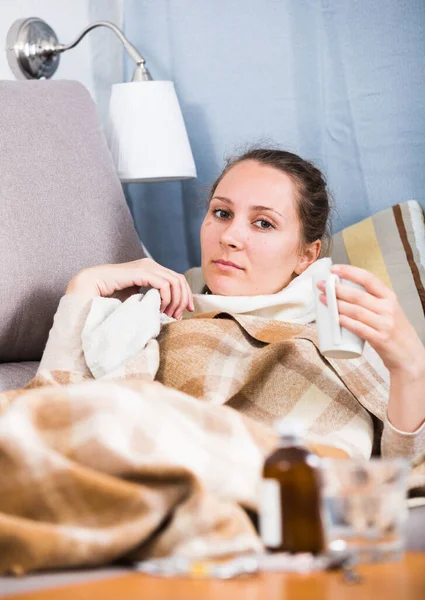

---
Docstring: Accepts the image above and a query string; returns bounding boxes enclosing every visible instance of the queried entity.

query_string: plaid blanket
[0,297,424,575]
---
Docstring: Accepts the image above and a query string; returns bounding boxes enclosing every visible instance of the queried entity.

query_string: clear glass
[321,458,410,564]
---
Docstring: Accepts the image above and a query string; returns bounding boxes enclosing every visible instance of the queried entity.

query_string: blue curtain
[123,0,425,273]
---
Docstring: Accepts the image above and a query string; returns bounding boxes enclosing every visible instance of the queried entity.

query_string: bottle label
[259,478,282,548]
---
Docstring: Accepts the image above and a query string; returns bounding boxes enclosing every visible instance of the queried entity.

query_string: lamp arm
[56,20,146,67]
[6,17,152,81]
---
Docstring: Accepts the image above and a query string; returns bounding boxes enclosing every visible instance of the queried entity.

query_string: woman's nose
[220,220,246,249]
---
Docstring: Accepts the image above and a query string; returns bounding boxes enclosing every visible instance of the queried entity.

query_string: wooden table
[3,553,425,600]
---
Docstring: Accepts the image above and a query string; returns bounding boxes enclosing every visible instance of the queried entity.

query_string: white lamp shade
[107,81,197,183]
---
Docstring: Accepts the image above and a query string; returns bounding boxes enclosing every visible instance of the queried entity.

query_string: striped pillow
[331,201,425,344]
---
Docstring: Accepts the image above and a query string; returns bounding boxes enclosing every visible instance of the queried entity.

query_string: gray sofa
[0,80,145,392]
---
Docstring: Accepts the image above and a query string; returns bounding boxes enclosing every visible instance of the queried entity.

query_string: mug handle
[325,274,341,345]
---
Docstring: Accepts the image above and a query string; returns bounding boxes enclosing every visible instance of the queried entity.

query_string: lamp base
[6,18,60,80]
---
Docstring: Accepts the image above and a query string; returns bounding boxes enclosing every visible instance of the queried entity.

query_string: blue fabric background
[123,0,425,272]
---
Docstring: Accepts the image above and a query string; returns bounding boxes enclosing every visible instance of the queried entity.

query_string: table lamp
[6,17,197,183]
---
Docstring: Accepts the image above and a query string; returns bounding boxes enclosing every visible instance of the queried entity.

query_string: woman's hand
[317,264,425,376]
[318,264,425,431]
[65,258,194,319]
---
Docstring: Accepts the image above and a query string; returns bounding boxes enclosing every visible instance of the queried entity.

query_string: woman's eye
[254,219,274,230]
[213,209,230,219]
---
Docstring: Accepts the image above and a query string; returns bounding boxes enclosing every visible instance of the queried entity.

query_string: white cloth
[82,289,173,379]
[184,258,330,323]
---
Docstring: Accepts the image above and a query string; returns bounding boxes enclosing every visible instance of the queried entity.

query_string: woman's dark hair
[208,147,332,255]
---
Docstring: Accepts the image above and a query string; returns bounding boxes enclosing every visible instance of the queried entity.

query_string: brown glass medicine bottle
[260,420,325,554]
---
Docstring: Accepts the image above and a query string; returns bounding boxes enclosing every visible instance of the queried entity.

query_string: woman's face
[200,160,318,296]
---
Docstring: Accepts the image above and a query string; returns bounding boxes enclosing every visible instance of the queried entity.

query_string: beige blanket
[0,295,424,575]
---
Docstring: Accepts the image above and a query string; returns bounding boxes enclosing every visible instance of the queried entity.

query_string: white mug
[312,258,365,359]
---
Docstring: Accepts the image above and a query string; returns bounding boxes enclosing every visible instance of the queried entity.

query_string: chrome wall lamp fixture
[6,17,151,82]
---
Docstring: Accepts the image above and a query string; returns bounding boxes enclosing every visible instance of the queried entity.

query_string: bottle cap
[274,418,305,442]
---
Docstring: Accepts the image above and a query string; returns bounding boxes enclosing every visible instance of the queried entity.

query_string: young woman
[4,148,424,575]
[66,148,425,435]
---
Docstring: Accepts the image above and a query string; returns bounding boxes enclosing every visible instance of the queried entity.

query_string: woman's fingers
[319,292,395,348]
[113,260,189,317]
[182,275,195,313]
[319,293,384,345]
[142,273,183,318]
[162,268,194,318]
[147,275,172,313]
[163,273,183,317]
[174,275,189,319]
[335,282,382,314]
[334,297,391,332]
[73,259,194,317]
[188,283,195,311]
[331,264,391,299]
[175,274,195,318]
[337,312,383,347]
[317,265,398,343]
[317,279,381,314]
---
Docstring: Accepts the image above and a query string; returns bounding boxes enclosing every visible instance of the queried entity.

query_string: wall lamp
[6,17,197,183]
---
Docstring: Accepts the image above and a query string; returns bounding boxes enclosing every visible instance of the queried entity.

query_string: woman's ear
[294,240,322,275]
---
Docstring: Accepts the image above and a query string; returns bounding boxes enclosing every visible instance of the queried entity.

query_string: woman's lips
[213,260,243,271]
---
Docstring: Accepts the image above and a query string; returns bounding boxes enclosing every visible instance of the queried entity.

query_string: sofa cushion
[331,201,425,344]
[0,81,145,362]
